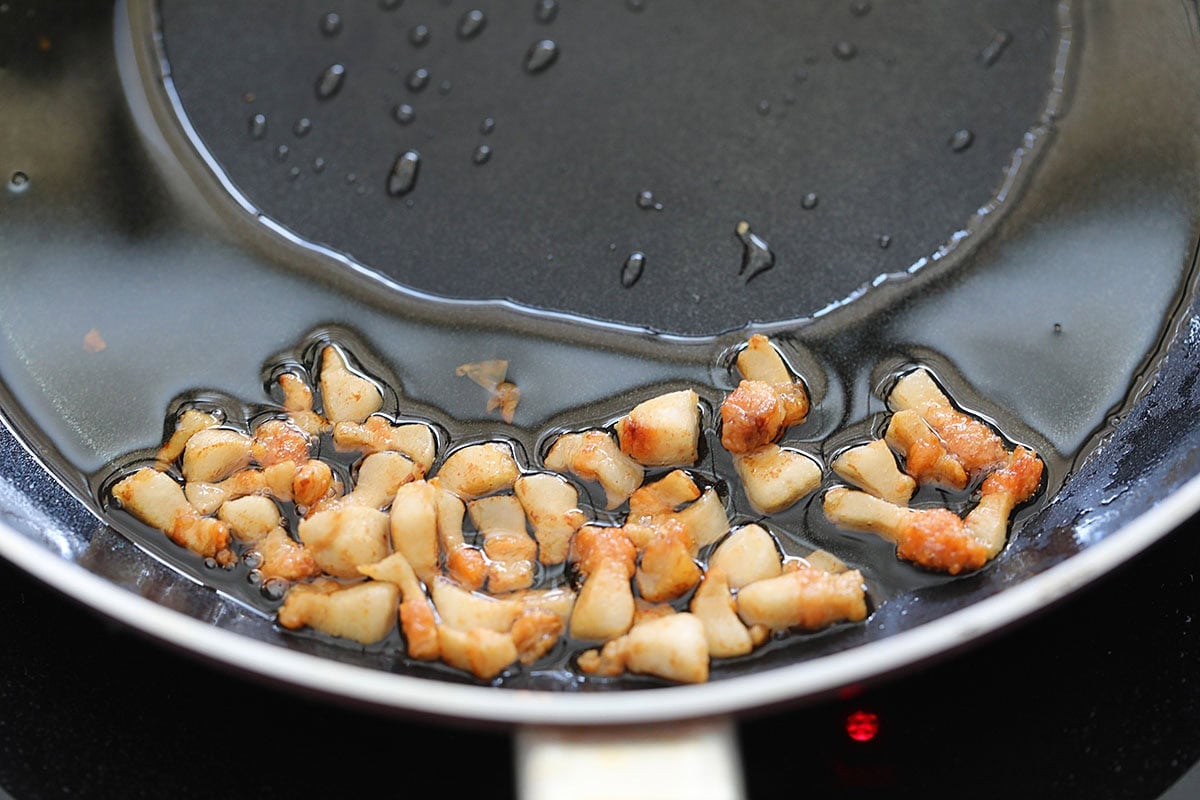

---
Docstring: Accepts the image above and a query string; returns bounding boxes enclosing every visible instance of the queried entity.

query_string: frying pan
[1,0,1199,795]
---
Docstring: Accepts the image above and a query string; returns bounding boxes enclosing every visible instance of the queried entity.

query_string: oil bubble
[833,41,858,60]
[393,103,416,124]
[801,192,819,210]
[949,129,975,152]
[293,117,312,137]
[407,67,431,91]
[473,144,493,165]
[409,24,430,47]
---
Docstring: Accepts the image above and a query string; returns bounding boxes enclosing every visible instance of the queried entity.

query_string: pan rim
[1,467,1196,726]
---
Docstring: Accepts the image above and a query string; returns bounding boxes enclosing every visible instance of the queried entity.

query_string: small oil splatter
[480,116,496,134]
[458,9,486,39]
[387,149,421,195]
[878,234,892,249]
[621,252,646,287]
[949,128,974,152]
[409,23,430,47]
[473,144,493,164]
[534,0,559,23]
[801,192,819,210]
[833,41,858,60]
[636,190,663,211]
[980,31,1013,67]
[316,63,346,98]
[735,221,775,282]
[293,117,312,137]
[248,113,268,139]
[320,12,342,36]
[524,39,559,73]
[407,67,431,91]
[393,103,416,124]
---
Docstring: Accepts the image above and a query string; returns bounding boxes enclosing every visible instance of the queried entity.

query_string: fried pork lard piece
[577,612,709,684]
[297,505,390,577]
[250,418,312,467]
[431,484,488,590]
[735,563,868,631]
[689,567,767,658]
[318,345,383,426]
[545,430,645,510]
[292,459,337,509]
[360,552,440,660]
[831,439,917,505]
[733,443,823,514]
[253,528,322,582]
[389,479,441,582]
[720,335,811,455]
[278,579,399,645]
[511,609,565,665]
[469,494,539,593]
[277,371,326,435]
[823,449,1043,574]
[736,334,793,385]
[340,451,415,509]
[624,471,729,551]
[514,472,587,566]
[430,576,523,631]
[888,369,1008,480]
[181,428,253,484]
[333,416,437,476]
[708,524,782,589]
[436,442,520,500]
[885,409,968,490]
[614,389,701,467]
[437,626,519,680]
[569,525,637,641]
[635,518,702,603]
[112,468,233,562]
[154,409,218,469]
[217,495,282,541]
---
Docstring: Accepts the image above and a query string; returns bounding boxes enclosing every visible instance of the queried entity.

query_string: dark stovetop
[1,509,1197,799]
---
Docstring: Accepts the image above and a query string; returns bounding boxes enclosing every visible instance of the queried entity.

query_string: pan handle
[515,716,745,800]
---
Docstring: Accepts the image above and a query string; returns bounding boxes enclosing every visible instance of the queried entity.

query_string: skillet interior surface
[0,0,1199,719]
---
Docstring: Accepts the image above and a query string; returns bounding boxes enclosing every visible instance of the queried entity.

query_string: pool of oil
[0,0,1198,690]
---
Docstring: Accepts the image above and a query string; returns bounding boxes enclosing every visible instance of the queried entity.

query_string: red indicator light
[845,710,879,742]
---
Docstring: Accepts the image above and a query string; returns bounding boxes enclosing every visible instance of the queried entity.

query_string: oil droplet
[247,569,263,587]
[346,172,357,184]
[289,166,302,181]
[1053,323,1063,335]
[735,221,775,282]
[275,144,290,162]
[316,63,345,99]
[833,41,858,60]
[8,171,29,192]
[949,128,975,152]
[636,190,663,211]
[756,99,771,116]
[480,116,496,134]
[980,30,1013,67]
[473,144,492,165]
[312,157,327,173]
[801,192,819,210]
[320,12,342,36]
[458,9,486,40]
[243,550,263,569]
[379,0,401,10]
[524,39,559,73]
[242,92,256,103]
[849,0,871,17]
[878,234,891,249]
[409,24,430,47]
[262,578,287,601]
[534,0,559,23]
[621,252,646,288]
[293,117,312,137]
[248,113,268,139]
[393,103,416,124]
[407,67,431,91]
[438,79,452,95]
[626,0,646,12]
[387,149,421,196]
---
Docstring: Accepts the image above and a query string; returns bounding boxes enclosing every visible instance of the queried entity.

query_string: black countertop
[2,511,1196,799]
